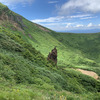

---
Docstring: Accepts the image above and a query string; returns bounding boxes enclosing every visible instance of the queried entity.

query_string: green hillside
[0,3,100,100]
[21,18,100,76]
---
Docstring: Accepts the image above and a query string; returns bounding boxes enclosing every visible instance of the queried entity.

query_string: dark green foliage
[51,32,100,64]
[0,31,55,68]
[0,26,99,98]
[0,33,23,52]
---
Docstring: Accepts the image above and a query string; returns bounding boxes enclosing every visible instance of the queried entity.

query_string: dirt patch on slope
[77,69,99,80]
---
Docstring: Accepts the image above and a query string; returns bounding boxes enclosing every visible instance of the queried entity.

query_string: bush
[0,65,15,79]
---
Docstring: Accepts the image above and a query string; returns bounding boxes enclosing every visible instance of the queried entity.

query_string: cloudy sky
[1,0,100,33]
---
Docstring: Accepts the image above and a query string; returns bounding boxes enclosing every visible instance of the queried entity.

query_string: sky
[0,0,100,33]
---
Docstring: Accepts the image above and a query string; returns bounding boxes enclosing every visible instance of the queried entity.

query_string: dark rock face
[47,47,57,65]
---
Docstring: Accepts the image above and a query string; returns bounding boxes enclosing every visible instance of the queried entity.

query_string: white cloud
[75,24,84,28]
[31,14,94,24]
[65,23,85,29]
[87,23,93,27]
[48,1,58,4]
[68,14,91,19]
[31,16,100,32]
[66,14,96,20]
[31,16,64,23]
[0,0,34,6]
[80,16,96,19]
[55,22,100,31]
[41,22,68,26]
[69,23,100,29]
[66,23,74,28]
[59,0,100,15]
[39,22,100,32]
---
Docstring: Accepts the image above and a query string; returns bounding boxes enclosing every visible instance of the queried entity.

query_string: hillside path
[77,69,99,80]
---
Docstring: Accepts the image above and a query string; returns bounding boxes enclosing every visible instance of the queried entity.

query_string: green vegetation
[0,3,100,100]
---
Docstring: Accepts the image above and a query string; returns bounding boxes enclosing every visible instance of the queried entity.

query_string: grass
[0,83,100,100]
[0,37,99,99]
[21,18,100,70]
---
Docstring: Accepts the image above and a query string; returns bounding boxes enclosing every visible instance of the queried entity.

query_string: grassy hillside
[1,31,100,100]
[0,2,100,68]
[0,3,100,100]
[50,32,100,75]
[20,18,100,76]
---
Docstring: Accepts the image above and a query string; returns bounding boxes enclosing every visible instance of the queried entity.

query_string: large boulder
[47,47,57,65]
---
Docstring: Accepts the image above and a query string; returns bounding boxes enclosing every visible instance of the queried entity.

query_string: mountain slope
[0,3,100,69]
[0,3,100,100]
[1,31,99,100]
[0,2,100,75]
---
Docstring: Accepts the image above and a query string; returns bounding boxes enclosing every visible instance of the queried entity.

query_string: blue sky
[0,0,100,33]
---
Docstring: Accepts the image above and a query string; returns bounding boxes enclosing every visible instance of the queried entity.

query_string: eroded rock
[47,47,57,65]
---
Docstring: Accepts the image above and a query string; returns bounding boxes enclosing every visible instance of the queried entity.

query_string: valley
[0,3,100,100]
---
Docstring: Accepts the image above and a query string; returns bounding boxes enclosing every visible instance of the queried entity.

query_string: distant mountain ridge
[65,29,100,33]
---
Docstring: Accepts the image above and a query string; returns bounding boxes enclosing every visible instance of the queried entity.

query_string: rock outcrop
[47,47,57,65]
